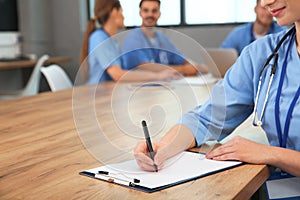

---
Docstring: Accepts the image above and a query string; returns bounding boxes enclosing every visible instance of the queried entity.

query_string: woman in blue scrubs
[134,0,300,177]
[80,0,179,85]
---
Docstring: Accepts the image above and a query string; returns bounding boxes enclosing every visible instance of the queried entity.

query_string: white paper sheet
[172,73,218,86]
[85,151,241,189]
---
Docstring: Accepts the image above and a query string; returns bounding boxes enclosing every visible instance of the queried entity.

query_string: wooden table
[0,82,270,199]
[0,56,71,70]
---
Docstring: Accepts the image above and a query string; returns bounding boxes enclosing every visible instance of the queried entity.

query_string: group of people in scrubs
[80,0,207,85]
[80,0,183,85]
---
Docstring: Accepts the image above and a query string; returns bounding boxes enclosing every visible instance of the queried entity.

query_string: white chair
[41,64,73,92]
[0,54,49,100]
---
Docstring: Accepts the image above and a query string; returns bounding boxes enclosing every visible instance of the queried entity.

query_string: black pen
[141,120,158,172]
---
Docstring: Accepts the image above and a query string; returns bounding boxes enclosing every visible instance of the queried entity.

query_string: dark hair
[94,0,121,25]
[139,0,161,8]
[80,0,121,83]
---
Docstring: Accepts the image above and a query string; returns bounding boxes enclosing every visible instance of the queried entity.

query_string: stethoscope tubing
[252,26,295,127]
[252,26,300,149]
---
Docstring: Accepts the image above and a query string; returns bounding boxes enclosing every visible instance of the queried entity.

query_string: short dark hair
[139,0,161,8]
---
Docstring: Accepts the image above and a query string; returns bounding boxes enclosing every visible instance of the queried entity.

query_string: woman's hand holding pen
[134,141,168,172]
[134,141,158,172]
[134,124,196,172]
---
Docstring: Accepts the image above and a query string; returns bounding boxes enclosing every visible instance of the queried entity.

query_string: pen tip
[141,120,146,126]
[154,164,158,172]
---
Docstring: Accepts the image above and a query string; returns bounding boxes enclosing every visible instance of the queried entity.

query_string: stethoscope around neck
[252,26,296,127]
[252,26,300,148]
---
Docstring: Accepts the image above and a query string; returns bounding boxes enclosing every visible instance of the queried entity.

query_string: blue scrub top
[121,28,186,70]
[87,29,122,85]
[180,29,300,151]
[221,22,285,55]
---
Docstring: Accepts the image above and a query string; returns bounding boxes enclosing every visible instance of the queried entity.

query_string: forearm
[170,60,210,75]
[157,124,196,161]
[136,62,202,76]
[113,69,160,82]
[139,63,196,75]
[266,146,300,177]
[107,65,162,82]
[136,63,167,72]
[206,136,300,177]
[171,65,191,75]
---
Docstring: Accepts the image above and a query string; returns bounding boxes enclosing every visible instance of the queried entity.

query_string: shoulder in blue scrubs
[221,22,285,55]
[87,29,122,85]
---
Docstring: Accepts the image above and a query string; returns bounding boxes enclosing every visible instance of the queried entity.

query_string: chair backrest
[41,64,73,92]
[205,48,238,78]
[0,54,49,100]
[21,54,50,96]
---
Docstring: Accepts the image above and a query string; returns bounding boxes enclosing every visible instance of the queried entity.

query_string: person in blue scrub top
[80,0,180,85]
[134,0,300,178]
[121,0,207,76]
[220,0,285,55]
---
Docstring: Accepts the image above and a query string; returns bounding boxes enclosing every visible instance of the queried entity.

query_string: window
[185,0,256,24]
[120,0,180,26]
[88,0,256,26]
[88,0,180,26]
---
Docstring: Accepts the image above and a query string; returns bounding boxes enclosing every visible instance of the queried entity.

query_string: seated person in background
[220,0,285,55]
[80,0,180,85]
[121,0,207,76]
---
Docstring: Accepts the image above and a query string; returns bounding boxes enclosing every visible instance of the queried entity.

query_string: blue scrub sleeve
[178,48,256,146]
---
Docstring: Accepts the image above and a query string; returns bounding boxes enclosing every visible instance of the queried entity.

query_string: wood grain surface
[0,82,269,199]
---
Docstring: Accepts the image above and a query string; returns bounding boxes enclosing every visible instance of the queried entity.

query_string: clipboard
[80,151,242,193]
